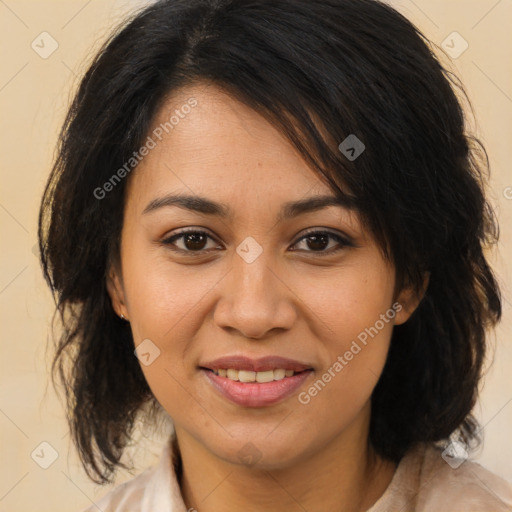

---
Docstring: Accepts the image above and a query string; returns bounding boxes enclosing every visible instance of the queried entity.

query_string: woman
[38,0,512,510]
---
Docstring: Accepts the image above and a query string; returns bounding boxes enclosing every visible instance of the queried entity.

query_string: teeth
[256,370,274,383]
[214,368,297,382]
[227,369,239,381]
[238,370,256,382]
[273,368,286,380]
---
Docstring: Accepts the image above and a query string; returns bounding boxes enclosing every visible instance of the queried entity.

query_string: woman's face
[108,83,419,468]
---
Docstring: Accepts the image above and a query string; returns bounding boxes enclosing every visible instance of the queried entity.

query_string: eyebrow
[142,192,358,220]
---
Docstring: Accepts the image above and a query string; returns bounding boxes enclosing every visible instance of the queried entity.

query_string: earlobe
[106,267,128,320]
[394,271,430,325]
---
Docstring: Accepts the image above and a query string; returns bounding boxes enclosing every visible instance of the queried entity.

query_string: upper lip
[200,355,313,373]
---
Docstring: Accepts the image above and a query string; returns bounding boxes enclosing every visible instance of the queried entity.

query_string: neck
[174,410,397,512]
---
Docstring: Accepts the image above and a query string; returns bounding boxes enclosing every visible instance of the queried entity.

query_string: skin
[107,83,427,512]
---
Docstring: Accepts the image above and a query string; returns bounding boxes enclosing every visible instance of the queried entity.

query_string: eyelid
[161,226,355,255]
[293,227,354,246]
[290,228,355,254]
[161,227,222,254]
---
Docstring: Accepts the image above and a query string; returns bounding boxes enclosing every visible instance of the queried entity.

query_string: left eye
[291,231,351,254]
[162,229,351,255]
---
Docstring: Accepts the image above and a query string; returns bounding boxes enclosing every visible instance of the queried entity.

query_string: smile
[200,355,314,407]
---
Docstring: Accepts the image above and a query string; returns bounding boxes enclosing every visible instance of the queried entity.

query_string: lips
[200,355,314,407]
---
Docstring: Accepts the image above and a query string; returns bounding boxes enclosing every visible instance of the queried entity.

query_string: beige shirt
[82,438,512,511]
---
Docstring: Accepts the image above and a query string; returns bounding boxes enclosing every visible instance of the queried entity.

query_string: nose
[213,248,297,340]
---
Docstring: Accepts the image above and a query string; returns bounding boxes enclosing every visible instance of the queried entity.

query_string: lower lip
[202,369,313,407]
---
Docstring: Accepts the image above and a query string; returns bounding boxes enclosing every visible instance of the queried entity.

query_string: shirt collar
[142,434,187,512]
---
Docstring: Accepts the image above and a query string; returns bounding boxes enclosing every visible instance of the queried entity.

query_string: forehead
[123,83,362,232]
[147,85,316,171]
[129,84,330,197]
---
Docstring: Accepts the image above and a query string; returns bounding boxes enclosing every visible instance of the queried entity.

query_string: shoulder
[369,443,512,512]
[78,438,181,512]
[79,464,159,512]
[406,443,512,512]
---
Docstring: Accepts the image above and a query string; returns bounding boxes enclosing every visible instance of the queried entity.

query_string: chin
[206,431,309,471]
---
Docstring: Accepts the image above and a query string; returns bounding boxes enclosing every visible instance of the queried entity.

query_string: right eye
[161,229,222,254]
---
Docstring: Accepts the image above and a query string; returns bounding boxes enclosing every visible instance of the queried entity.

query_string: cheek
[299,259,395,348]
[294,260,395,405]
[121,241,219,344]
[119,243,211,398]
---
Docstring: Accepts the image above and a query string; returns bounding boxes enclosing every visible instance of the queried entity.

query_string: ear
[393,271,430,325]
[106,264,129,320]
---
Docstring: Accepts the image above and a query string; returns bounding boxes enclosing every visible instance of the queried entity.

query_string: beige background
[0,0,511,510]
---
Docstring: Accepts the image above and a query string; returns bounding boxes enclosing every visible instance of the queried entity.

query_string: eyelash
[161,228,354,256]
